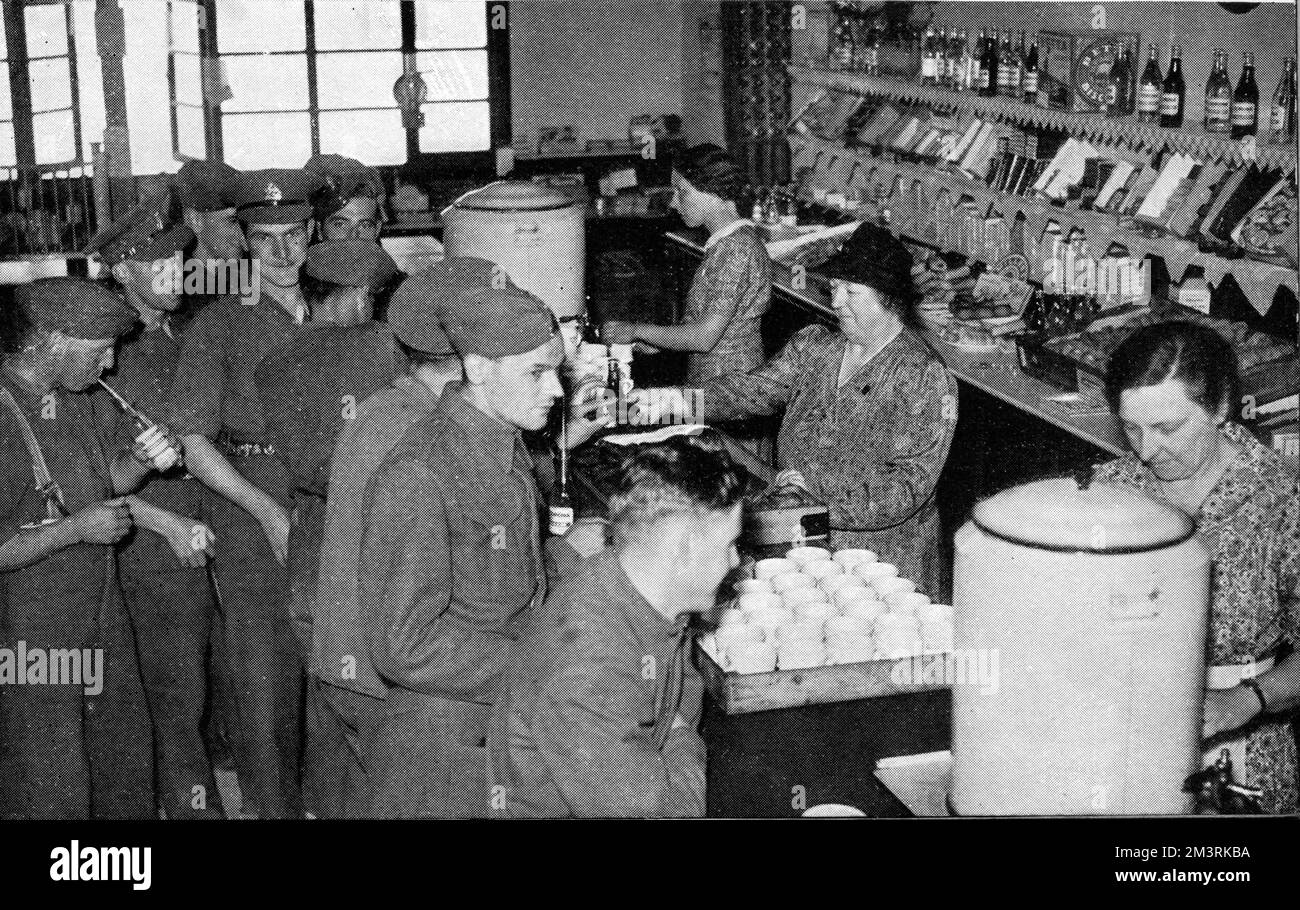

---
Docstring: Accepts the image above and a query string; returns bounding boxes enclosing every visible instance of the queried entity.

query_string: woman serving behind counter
[631,224,958,600]
[602,144,771,386]
[1094,321,1300,814]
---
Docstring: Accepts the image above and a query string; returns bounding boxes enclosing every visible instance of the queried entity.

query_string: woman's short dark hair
[674,144,742,203]
[609,431,746,549]
[1104,321,1240,416]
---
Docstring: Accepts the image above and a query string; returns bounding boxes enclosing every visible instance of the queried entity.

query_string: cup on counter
[717,607,746,628]
[834,584,880,610]
[826,643,877,665]
[754,558,797,580]
[787,546,832,567]
[840,598,888,623]
[728,640,777,674]
[874,611,920,636]
[737,592,784,614]
[832,548,876,568]
[854,561,899,583]
[771,571,815,593]
[921,620,954,653]
[776,639,826,671]
[820,573,866,596]
[825,615,873,639]
[885,591,931,615]
[792,601,836,625]
[782,587,828,608]
[873,576,917,599]
[874,637,924,661]
[715,624,764,663]
[802,559,844,582]
[916,603,953,626]
[775,620,825,646]
[734,578,773,596]
[747,606,792,641]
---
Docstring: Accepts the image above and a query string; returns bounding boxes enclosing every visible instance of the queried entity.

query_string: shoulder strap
[0,384,67,520]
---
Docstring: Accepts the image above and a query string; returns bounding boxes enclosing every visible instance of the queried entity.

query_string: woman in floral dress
[1095,321,1300,814]
[636,224,959,600]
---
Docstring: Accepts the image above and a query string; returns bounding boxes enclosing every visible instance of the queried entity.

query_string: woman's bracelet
[1239,677,1268,716]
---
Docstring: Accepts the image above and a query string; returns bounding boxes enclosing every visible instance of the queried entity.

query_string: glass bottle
[1137,44,1163,124]
[1159,46,1184,129]
[1204,50,1233,134]
[1270,56,1296,144]
[920,25,938,85]
[1022,32,1039,103]
[98,380,181,472]
[982,29,1000,98]
[1107,42,1131,118]
[1231,52,1259,140]
[549,422,574,536]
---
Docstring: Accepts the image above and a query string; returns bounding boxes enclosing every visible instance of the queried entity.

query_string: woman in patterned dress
[633,224,959,600]
[1094,321,1300,814]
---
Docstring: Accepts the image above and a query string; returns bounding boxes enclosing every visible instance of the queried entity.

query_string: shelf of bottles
[791,64,1297,175]
[722,2,793,188]
[787,131,1298,312]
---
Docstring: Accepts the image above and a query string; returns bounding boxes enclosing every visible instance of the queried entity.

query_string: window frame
[172,0,510,175]
[3,0,86,168]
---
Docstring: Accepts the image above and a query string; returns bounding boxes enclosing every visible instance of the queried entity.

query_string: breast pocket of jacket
[448,485,533,612]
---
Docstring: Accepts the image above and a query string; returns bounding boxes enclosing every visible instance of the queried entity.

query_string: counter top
[666,228,1127,457]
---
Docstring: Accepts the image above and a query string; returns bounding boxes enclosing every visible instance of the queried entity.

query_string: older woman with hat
[1093,321,1300,814]
[633,224,959,599]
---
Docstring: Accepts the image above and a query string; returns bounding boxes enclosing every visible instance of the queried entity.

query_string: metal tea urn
[950,477,1211,815]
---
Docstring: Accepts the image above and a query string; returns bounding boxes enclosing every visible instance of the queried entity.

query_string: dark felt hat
[176,159,241,212]
[16,277,138,340]
[304,240,398,291]
[815,223,916,300]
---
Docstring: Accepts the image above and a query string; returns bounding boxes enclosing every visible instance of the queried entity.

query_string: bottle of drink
[751,185,766,222]
[1107,42,1131,118]
[1003,31,1024,98]
[1137,44,1163,123]
[780,184,798,226]
[549,431,574,537]
[920,25,938,85]
[1022,32,1039,103]
[1203,50,1231,133]
[1127,41,1139,114]
[982,29,1000,98]
[1270,56,1296,144]
[996,30,1013,97]
[1231,52,1259,139]
[97,379,181,472]
[958,29,974,90]
[1160,46,1185,128]
[976,28,991,94]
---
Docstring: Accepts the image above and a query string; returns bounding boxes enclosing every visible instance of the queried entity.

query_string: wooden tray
[694,639,951,715]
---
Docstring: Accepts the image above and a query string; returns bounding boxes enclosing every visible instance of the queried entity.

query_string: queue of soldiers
[0,154,742,819]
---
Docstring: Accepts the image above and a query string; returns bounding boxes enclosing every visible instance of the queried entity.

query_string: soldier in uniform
[309,258,508,818]
[84,204,225,819]
[169,168,323,818]
[0,278,161,818]
[173,160,244,333]
[303,154,386,244]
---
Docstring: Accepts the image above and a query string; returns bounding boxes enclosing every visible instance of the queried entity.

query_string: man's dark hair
[1104,321,1240,416]
[609,431,745,548]
[674,143,743,203]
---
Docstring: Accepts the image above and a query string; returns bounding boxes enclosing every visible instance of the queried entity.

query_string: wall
[680,1,726,147]
[509,0,685,147]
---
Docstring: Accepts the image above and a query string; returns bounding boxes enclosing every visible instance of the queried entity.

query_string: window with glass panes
[170,0,499,170]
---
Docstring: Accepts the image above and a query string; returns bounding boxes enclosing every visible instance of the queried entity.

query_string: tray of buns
[694,545,954,714]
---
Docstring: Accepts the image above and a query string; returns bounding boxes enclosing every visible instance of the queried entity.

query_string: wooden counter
[666,228,1128,457]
